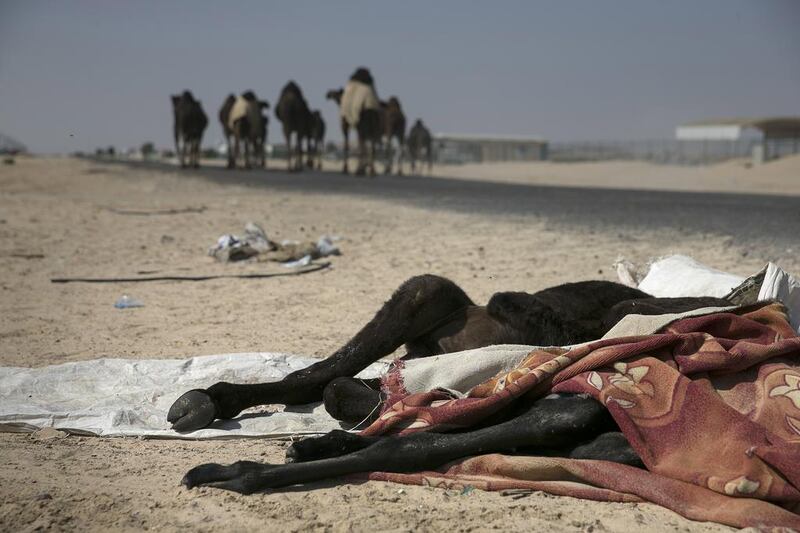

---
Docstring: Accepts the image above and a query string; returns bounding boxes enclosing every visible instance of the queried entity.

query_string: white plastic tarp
[0,353,387,439]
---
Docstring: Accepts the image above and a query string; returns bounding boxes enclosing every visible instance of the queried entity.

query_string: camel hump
[340,81,380,127]
[349,67,374,85]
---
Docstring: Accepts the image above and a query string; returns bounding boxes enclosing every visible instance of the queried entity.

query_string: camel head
[350,67,374,85]
[282,80,302,97]
[181,90,195,102]
[241,90,257,102]
[171,95,180,108]
[326,88,343,104]
[259,100,270,110]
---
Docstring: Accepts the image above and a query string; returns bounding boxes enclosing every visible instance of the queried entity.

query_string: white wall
[675,125,763,141]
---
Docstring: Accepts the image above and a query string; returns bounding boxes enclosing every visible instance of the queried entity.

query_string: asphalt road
[109,159,800,256]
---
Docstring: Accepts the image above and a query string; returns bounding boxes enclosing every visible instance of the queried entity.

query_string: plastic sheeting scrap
[0,353,387,439]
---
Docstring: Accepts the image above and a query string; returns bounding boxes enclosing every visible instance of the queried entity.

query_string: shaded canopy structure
[676,117,800,141]
[0,133,28,154]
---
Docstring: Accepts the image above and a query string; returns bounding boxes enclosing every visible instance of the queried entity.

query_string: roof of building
[679,117,800,136]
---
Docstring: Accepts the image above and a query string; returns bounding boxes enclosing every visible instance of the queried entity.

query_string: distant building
[675,117,800,162]
[676,117,800,141]
[434,134,548,164]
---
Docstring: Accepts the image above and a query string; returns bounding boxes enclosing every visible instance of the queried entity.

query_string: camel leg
[341,120,349,174]
[369,138,377,177]
[182,394,638,494]
[297,134,304,171]
[306,138,314,169]
[383,137,392,175]
[232,135,241,169]
[355,133,366,176]
[177,137,186,168]
[244,138,252,170]
[284,127,292,172]
[192,139,200,168]
[167,275,475,432]
[173,126,181,166]
[397,136,405,176]
[225,135,234,169]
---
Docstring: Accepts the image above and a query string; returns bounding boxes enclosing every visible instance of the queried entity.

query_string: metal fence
[548,138,800,165]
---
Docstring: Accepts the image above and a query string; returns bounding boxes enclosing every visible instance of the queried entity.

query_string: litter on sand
[208,222,341,264]
[114,294,144,308]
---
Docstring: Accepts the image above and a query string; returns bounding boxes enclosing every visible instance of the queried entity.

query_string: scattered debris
[208,222,274,262]
[500,489,534,500]
[208,222,341,264]
[282,255,312,268]
[114,294,144,309]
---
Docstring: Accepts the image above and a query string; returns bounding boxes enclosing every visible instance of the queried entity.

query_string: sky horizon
[1,1,798,154]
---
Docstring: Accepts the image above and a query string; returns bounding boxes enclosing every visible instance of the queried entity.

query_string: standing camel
[275,81,313,172]
[221,91,268,169]
[380,97,406,175]
[171,91,208,168]
[308,110,326,170]
[407,119,434,174]
[327,67,382,176]
[218,94,235,168]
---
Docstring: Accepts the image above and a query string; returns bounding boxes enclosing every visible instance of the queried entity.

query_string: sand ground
[1,155,799,531]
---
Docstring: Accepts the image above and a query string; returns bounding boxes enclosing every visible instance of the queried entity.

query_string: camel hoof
[167,389,218,432]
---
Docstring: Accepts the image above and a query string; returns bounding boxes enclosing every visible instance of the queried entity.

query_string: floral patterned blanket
[363,302,800,529]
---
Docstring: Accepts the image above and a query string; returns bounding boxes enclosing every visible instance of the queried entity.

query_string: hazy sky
[1,1,798,153]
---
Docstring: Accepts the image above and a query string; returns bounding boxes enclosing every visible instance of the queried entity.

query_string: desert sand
[1,155,799,531]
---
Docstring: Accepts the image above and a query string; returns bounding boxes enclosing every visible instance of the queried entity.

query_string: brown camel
[407,119,434,173]
[171,90,208,168]
[308,110,326,170]
[380,97,406,175]
[327,67,382,176]
[275,81,313,172]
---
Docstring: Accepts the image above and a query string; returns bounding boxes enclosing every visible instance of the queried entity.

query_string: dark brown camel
[380,96,406,175]
[167,275,730,494]
[171,90,208,168]
[327,67,383,176]
[308,110,326,170]
[221,91,268,169]
[275,81,313,172]
[407,119,434,173]
[218,94,236,168]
